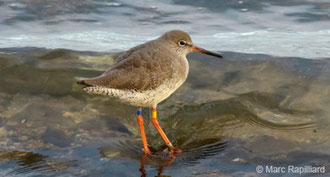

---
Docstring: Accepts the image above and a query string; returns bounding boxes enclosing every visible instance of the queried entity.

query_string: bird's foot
[143,146,182,157]
[143,147,152,155]
[165,146,182,156]
[170,146,182,154]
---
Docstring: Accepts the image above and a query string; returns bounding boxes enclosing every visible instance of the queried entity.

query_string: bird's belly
[84,77,185,107]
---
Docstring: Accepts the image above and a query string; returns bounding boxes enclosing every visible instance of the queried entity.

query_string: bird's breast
[173,56,189,81]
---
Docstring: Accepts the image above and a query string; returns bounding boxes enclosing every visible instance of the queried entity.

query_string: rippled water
[0,0,330,177]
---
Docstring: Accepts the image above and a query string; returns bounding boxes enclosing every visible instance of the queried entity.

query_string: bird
[77,30,223,155]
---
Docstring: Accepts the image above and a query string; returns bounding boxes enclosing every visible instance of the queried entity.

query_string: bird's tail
[76,80,89,86]
[75,77,92,87]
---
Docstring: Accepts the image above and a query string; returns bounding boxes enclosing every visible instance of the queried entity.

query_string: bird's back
[81,41,173,89]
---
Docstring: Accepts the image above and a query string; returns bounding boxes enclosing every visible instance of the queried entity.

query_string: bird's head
[159,30,223,58]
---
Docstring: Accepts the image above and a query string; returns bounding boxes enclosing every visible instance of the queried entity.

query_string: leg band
[152,107,157,119]
[137,107,142,115]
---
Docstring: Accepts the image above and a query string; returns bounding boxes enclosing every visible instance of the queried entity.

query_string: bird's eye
[178,40,187,46]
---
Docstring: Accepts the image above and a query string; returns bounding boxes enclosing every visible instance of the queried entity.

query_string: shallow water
[0,48,329,176]
[0,0,330,177]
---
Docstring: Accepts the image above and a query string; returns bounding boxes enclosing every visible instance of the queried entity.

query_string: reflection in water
[100,138,227,176]
[0,150,74,176]
[139,152,176,177]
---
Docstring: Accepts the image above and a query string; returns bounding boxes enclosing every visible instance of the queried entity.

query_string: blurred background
[0,0,329,176]
[1,0,330,57]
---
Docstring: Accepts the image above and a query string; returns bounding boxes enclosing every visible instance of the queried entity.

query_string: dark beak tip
[206,52,223,59]
[192,46,223,59]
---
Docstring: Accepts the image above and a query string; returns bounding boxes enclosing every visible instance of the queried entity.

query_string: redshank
[77,30,222,154]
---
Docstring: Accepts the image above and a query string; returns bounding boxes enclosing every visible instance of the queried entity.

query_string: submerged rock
[41,128,73,148]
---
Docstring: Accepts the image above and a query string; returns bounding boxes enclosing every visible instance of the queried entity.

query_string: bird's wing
[78,48,174,91]
[113,43,147,64]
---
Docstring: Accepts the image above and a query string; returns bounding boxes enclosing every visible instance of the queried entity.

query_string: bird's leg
[151,106,174,150]
[137,107,151,154]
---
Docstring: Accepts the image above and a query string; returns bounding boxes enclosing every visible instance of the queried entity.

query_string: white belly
[84,77,186,107]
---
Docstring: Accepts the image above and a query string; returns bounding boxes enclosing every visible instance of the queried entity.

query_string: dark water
[0,0,330,177]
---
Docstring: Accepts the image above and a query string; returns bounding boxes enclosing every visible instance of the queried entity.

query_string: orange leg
[151,107,174,149]
[137,108,151,154]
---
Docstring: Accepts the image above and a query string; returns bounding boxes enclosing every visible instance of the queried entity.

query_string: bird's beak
[192,46,223,58]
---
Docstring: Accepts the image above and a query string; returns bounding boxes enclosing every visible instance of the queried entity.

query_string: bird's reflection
[139,148,177,177]
[140,154,147,177]
[100,138,227,177]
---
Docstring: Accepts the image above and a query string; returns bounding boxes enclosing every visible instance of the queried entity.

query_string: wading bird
[77,30,223,154]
